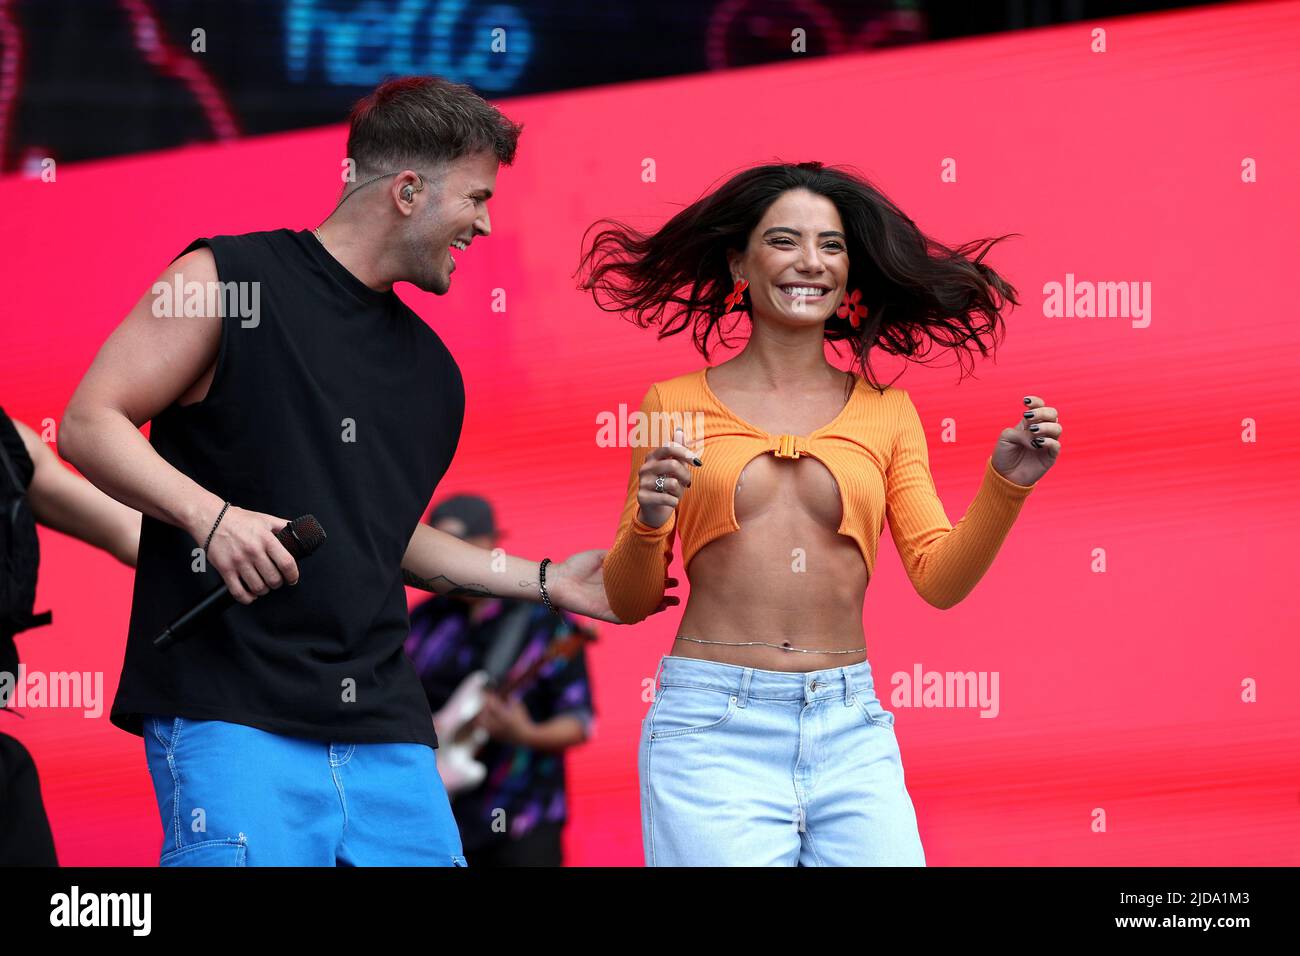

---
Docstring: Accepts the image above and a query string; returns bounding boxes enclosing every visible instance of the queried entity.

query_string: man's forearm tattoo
[402,568,492,596]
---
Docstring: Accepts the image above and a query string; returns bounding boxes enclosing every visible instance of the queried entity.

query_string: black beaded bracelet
[539,557,560,616]
[203,501,230,554]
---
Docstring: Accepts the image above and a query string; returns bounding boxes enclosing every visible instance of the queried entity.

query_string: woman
[579,162,1061,866]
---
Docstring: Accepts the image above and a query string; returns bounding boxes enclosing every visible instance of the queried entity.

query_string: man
[59,76,675,866]
[1,407,140,865]
[407,495,595,867]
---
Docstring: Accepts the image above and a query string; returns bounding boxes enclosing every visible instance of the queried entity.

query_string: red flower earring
[837,288,867,329]
[724,278,749,311]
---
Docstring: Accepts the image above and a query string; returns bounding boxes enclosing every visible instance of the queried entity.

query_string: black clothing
[0,733,58,865]
[0,408,57,865]
[111,229,464,749]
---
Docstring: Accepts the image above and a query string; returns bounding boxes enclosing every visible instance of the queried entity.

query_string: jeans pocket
[147,715,182,754]
[855,693,896,730]
[649,684,738,739]
[159,835,248,867]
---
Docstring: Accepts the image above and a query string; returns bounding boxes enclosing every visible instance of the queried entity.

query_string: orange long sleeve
[602,383,677,624]
[602,370,1036,623]
[885,392,1035,609]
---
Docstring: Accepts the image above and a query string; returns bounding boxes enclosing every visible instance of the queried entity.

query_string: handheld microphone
[153,515,327,650]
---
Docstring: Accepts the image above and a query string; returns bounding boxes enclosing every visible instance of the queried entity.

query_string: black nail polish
[1023,397,1031,405]
[1023,411,1033,418]
[1029,425,1039,432]
[693,457,703,466]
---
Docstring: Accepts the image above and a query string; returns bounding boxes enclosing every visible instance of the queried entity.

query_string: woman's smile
[776,283,831,301]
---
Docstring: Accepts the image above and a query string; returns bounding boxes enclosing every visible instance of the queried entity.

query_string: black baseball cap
[425,493,501,540]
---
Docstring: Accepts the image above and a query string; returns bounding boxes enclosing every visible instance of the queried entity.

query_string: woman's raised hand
[635,426,702,529]
[992,394,1061,486]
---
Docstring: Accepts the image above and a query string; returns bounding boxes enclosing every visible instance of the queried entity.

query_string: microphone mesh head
[276,515,327,559]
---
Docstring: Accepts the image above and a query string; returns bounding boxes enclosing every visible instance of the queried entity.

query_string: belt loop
[737,668,752,708]
[841,666,854,706]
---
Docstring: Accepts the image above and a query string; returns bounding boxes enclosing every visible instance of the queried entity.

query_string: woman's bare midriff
[672,452,869,673]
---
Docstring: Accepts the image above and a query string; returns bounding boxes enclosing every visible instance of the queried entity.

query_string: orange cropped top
[602,367,1036,623]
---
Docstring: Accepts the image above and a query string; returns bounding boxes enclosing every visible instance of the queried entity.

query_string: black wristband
[539,557,560,616]
[203,501,230,554]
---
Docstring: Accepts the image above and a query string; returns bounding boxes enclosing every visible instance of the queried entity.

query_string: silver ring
[654,475,667,492]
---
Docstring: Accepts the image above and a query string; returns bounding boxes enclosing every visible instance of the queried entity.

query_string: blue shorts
[638,655,926,866]
[142,714,467,866]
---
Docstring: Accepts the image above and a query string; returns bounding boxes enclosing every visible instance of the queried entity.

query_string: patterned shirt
[404,594,596,851]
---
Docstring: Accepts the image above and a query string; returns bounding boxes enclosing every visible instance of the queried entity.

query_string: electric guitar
[434,622,596,795]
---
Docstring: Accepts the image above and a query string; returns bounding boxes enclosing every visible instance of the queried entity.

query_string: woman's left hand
[992,395,1061,486]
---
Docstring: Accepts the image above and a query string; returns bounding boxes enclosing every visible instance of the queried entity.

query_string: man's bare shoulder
[163,245,218,283]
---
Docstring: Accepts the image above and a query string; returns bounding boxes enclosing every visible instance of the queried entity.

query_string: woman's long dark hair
[576,161,1020,396]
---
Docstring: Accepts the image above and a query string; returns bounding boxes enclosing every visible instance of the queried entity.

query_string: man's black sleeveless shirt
[110,229,464,749]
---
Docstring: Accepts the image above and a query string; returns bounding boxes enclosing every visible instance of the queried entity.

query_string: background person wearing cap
[404,494,597,867]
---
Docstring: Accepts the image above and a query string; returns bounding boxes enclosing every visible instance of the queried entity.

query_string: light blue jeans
[143,715,467,866]
[639,655,926,866]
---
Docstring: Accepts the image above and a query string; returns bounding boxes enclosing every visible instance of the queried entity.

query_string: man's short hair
[346,76,523,177]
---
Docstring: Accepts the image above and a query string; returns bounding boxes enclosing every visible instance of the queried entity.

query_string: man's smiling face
[406,149,498,295]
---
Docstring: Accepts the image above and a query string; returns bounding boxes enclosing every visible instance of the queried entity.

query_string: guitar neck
[492,625,596,698]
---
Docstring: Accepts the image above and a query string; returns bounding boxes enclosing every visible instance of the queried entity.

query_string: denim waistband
[654,654,878,705]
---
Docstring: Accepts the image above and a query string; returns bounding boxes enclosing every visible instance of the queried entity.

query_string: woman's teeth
[778,285,828,299]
